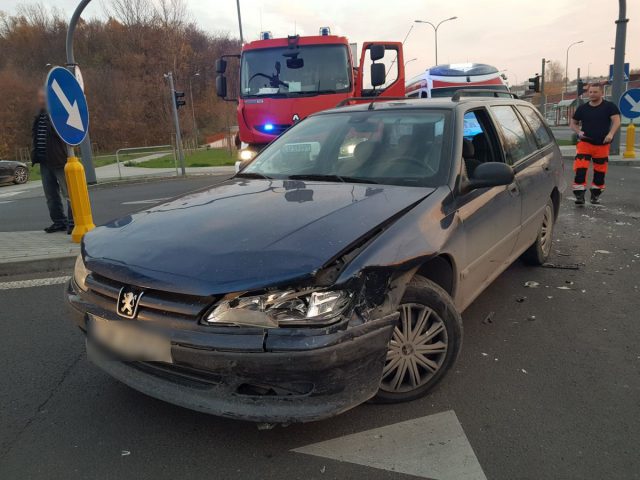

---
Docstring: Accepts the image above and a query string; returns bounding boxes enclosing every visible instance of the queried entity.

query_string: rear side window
[517,105,552,147]
[490,106,537,164]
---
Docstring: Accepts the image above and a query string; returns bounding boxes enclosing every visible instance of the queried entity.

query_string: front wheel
[374,276,463,403]
[521,199,555,265]
[13,166,29,184]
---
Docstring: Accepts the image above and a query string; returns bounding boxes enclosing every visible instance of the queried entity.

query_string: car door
[0,161,13,183]
[513,105,558,251]
[454,108,522,309]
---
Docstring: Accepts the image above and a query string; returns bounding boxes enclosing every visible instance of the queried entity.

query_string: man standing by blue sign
[31,87,74,234]
[569,83,621,205]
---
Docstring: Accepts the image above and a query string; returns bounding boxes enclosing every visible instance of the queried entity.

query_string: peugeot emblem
[117,287,144,319]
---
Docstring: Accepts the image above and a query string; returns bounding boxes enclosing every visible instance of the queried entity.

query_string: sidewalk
[0,230,79,276]
[95,162,235,182]
[560,145,640,165]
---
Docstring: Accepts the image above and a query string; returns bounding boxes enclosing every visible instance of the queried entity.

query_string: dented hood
[83,178,434,296]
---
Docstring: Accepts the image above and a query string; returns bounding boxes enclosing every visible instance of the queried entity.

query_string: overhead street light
[565,40,584,94]
[414,16,458,65]
[405,58,417,67]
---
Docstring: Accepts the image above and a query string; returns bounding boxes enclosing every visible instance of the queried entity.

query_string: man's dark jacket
[31,112,67,168]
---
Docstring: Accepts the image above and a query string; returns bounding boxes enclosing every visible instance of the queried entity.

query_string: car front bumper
[67,280,397,423]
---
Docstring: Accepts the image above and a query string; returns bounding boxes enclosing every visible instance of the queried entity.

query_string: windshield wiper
[235,171,272,179]
[288,174,378,184]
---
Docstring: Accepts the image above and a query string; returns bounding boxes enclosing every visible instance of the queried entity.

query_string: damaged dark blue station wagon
[67,93,565,423]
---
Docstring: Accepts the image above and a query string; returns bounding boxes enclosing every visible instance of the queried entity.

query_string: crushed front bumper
[68,281,397,423]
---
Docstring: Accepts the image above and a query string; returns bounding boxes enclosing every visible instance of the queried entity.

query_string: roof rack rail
[451,89,519,101]
[336,96,409,109]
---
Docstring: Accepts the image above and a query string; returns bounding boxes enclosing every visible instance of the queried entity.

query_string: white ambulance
[406,63,509,98]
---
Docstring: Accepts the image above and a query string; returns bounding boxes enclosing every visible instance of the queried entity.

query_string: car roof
[315,96,533,116]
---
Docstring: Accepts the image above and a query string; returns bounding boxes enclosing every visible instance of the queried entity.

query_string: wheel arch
[414,254,456,297]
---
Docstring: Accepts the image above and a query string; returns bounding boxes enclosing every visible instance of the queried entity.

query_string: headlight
[203,289,351,328]
[73,255,90,292]
[239,149,256,161]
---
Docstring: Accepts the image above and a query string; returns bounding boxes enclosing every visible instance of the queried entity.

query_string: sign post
[618,88,640,159]
[45,66,95,243]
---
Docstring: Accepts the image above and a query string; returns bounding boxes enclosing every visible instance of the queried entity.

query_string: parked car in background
[0,160,29,185]
[67,91,565,423]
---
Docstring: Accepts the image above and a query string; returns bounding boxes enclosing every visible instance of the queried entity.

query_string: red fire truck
[216,28,405,162]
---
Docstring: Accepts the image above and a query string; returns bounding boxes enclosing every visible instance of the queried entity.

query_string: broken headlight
[73,255,90,292]
[203,290,351,328]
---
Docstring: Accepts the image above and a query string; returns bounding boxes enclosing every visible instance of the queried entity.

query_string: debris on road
[557,286,572,290]
[482,311,495,324]
[524,281,540,288]
[516,296,526,303]
[595,250,612,254]
[121,450,130,456]
[542,262,581,270]
[521,369,528,374]
[527,315,536,321]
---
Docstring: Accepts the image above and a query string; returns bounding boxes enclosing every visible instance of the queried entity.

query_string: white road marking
[292,410,487,480]
[0,200,14,204]
[0,276,70,290]
[121,197,171,205]
[0,190,26,199]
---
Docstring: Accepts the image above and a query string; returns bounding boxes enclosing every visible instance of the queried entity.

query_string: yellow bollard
[624,123,636,159]
[64,155,95,243]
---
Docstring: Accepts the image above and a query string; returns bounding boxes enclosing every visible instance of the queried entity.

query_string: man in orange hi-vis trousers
[569,83,621,205]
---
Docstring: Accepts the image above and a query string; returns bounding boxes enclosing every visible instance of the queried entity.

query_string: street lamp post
[405,58,417,68]
[414,17,458,65]
[66,0,97,184]
[565,40,584,94]
[189,72,200,146]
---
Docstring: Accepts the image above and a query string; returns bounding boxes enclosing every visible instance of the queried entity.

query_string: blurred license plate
[88,315,172,363]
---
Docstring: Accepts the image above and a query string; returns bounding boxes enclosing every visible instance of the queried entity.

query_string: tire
[13,166,29,184]
[373,275,463,403]
[521,198,555,265]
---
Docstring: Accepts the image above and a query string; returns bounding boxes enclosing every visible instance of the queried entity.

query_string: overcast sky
[4,0,638,83]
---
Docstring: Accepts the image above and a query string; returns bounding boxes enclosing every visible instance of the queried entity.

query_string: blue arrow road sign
[45,66,89,146]
[619,88,640,120]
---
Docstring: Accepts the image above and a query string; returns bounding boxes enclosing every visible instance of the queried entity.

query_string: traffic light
[174,90,186,109]
[528,75,541,93]
[577,79,585,96]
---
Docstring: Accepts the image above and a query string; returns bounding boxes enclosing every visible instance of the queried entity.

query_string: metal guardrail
[115,145,176,179]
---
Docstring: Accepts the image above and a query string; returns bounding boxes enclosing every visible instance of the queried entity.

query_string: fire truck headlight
[239,149,256,161]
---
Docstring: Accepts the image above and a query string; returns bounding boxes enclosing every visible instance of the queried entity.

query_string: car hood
[84,178,434,296]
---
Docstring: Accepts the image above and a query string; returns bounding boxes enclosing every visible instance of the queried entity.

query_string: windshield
[243,110,451,187]
[241,45,351,98]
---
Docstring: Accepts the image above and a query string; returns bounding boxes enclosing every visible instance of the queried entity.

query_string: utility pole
[541,58,547,115]
[165,72,186,176]
[66,0,97,184]
[576,67,582,107]
[189,72,200,145]
[236,0,244,44]
[611,0,628,155]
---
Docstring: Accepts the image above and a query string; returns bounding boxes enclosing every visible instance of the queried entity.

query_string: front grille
[85,272,214,322]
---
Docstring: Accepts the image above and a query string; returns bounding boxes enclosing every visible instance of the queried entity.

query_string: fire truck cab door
[356,41,405,98]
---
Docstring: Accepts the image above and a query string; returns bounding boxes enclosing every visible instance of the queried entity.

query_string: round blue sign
[45,67,90,146]
[619,88,640,120]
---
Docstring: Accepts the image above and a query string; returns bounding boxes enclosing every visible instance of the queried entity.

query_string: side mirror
[369,44,385,61]
[463,162,514,192]
[215,58,227,74]
[216,75,227,98]
[370,63,386,88]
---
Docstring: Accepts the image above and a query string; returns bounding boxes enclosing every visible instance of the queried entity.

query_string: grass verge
[134,149,235,168]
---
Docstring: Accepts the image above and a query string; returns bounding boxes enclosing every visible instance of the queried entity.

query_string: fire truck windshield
[241,44,351,98]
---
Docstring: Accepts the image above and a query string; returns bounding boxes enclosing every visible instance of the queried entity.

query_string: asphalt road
[0,174,232,232]
[1,164,639,480]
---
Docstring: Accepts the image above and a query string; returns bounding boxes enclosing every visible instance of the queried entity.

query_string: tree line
[0,1,240,159]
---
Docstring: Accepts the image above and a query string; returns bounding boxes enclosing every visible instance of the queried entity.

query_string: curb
[0,255,76,277]
[89,170,235,189]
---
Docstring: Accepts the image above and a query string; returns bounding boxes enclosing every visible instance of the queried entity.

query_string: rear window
[517,105,552,147]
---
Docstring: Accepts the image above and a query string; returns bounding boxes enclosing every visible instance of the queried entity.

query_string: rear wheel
[13,166,29,184]
[374,276,462,403]
[522,198,554,265]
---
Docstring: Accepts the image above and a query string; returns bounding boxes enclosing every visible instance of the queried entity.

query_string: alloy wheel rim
[540,205,553,256]
[380,303,448,393]
[15,168,27,183]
